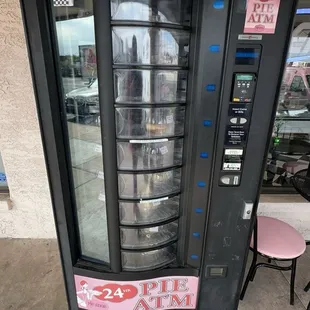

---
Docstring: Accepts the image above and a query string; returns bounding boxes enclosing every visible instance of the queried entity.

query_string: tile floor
[0,239,309,310]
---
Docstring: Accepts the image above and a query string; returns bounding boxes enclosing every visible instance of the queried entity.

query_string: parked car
[65,78,100,125]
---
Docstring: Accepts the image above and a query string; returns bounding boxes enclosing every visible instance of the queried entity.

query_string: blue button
[206,84,216,91]
[213,0,224,9]
[203,120,212,127]
[209,45,220,53]
[191,254,199,260]
[200,152,209,158]
[195,208,203,214]
[193,232,201,238]
[197,181,206,187]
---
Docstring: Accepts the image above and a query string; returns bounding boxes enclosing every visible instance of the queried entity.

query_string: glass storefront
[263,1,310,191]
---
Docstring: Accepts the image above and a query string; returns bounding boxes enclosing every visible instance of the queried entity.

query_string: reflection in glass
[111,0,191,25]
[121,221,178,249]
[122,244,177,271]
[118,168,182,199]
[53,2,109,262]
[119,196,180,225]
[113,27,190,66]
[116,107,185,138]
[114,69,187,103]
[117,139,183,170]
[264,3,310,190]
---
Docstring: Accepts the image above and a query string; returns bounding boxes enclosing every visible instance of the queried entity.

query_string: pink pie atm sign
[75,275,199,310]
[244,0,281,34]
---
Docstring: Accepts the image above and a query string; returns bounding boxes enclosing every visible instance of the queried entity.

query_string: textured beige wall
[0,0,56,238]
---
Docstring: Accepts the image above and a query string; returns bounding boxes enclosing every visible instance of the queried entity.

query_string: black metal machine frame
[20,0,298,309]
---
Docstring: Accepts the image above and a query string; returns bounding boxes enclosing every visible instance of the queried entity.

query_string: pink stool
[283,161,308,174]
[240,216,306,305]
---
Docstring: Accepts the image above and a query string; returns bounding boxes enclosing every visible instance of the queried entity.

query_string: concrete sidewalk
[0,239,66,310]
[0,239,309,310]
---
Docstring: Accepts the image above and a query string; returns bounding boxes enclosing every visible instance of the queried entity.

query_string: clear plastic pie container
[118,168,181,199]
[114,70,187,104]
[112,27,190,66]
[119,195,180,225]
[111,0,192,26]
[117,139,183,170]
[121,243,177,271]
[120,220,178,250]
[115,107,185,139]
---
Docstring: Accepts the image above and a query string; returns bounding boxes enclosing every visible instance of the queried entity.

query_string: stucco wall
[0,0,56,238]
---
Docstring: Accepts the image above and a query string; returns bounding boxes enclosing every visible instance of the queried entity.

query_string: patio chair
[240,216,306,305]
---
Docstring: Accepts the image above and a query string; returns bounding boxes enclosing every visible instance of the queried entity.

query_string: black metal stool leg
[305,281,310,292]
[249,252,258,282]
[307,301,310,310]
[290,258,297,305]
[240,251,258,300]
[240,265,255,300]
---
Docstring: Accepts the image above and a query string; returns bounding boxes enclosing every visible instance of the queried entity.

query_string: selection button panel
[220,175,240,186]
[230,117,248,125]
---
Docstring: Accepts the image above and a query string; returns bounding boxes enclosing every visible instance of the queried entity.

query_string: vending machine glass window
[53,1,110,263]
[52,0,192,270]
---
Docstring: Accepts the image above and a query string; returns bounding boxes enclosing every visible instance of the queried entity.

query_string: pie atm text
[74,275,199,310]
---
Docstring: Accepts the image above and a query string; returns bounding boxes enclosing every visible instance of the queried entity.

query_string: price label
[160,146,168,155]
[98,193,106,202]
[97,171,104,179]
[166,115,174,123]
[93,284,138,303]
[140,196,168,204]
[149,227,159,232]
[94,144,102,153]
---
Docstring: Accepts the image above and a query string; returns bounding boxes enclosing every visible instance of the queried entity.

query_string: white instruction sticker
[159,146,169,155]
[166,115,174,123]
[225,149,243,156]
[152,201,161,206]
[223,163,241,171]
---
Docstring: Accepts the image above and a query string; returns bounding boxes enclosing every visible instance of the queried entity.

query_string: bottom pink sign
[74,274,199,310]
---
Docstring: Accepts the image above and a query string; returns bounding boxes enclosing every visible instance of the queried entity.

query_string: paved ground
[0,239,309,310]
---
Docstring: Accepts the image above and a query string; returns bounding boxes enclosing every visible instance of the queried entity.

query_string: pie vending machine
[22,0,297,309]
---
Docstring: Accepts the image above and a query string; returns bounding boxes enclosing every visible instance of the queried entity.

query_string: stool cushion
[283,161,308,174]
[251,216,306,259]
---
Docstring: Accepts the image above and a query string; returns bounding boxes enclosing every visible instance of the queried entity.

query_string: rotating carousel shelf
[121,243,177,271]
[121,220,178,250]
[119,195,180,226]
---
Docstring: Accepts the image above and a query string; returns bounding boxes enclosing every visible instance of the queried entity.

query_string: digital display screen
[236,74,253,81]
[235,47,261,65]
